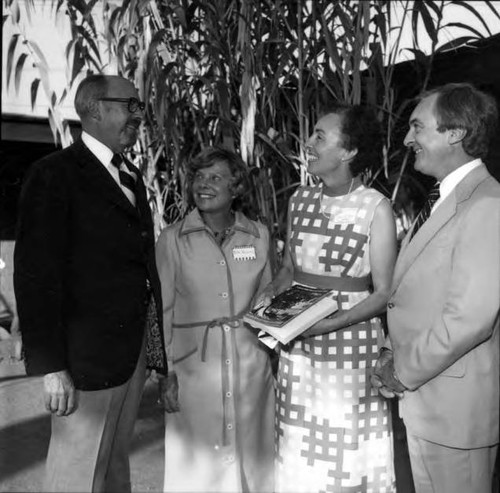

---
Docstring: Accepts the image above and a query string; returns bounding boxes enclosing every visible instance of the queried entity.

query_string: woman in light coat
[156,147,275,493]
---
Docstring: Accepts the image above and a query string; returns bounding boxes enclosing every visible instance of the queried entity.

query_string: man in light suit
[14,74,167,492]
[372,83,499,493]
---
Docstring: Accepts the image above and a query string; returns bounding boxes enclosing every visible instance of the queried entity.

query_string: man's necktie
[409,183,440,241]
[111,154,136,207]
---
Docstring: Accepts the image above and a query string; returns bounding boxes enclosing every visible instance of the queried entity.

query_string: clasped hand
[370,349,406,399]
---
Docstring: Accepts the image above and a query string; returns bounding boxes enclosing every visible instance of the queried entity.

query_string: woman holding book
[257,104,397,492]
[155,147,274,492]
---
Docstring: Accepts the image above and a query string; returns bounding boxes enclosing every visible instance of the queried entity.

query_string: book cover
[244,284,338,345]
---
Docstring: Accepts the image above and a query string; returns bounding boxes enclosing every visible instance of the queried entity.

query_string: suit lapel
[391,164,490,294]
[391,196,456,293]
[72,139,140,218]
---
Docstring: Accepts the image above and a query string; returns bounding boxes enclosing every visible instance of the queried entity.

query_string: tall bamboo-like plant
[4,0,499,247]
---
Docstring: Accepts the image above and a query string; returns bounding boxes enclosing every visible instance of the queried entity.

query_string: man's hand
[158,371,180,413]
[43,370,77,416]
[371,348,406,399]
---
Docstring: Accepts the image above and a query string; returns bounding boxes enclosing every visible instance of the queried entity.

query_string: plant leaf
[75,25,102,64]
[30,78,41,110]
[422,0,443,21]
[24,0,33,23]
[29,39,50,71]
[47,108,59,147]
[436,36,476,53]
[414,1,439,45]
[71,44,85,84]
[320,13,343,75]
[12,0,20,23]
[14,52,27,93]
[442,21,485,40]
[452,0,492,36]
[483,0,500,21]
[403,47,429,67]
[59,88,68,105]
[146,28,167,67]
[29,39,52,100]
[6,33,19,88]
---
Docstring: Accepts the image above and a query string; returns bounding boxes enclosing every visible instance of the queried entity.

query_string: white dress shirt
[81,131,121,187]
[431,158,482,215]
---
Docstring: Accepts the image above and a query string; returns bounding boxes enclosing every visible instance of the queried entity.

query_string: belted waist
[172,312,246,363]
[294,270,371,292]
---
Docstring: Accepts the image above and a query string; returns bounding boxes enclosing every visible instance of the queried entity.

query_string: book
[244,284,338,345]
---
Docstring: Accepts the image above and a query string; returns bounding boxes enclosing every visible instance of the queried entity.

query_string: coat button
[220,292,228,299]
[387,302,394,309]
[141,231,148,238]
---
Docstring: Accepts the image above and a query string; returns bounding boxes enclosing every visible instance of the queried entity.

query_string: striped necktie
[409,183,440,241]
[111,154,136,207]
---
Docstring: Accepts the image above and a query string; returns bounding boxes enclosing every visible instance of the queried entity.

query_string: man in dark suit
[14,74,167,492]
[372,83,499,493]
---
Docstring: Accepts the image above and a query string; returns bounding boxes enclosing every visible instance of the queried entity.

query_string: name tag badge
[232,245,256,261]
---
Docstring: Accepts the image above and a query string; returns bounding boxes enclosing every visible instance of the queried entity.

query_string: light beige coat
[156,209,274,493]
[387,163,500,449]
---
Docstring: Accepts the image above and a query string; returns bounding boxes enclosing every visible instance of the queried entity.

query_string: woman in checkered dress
[257,104,397,492]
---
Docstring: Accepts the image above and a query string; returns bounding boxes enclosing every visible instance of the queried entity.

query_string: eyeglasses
[98,97,146,113]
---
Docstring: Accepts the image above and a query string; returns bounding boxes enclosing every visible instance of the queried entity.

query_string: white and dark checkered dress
[275,184,396,493]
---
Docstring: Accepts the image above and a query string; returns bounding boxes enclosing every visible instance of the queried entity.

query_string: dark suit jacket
[14,138,167,390]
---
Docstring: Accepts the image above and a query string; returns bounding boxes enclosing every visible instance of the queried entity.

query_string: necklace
[213,226,232,239]
[318,178,356,219]
[203,210,235,245]
[212,219,234,245]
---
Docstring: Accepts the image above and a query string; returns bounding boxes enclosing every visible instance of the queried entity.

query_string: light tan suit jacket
[387,163,500,449]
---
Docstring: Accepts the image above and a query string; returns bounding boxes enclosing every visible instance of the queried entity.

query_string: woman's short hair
[187,147,250,208]
[423,83,498,160]
[320,103,383,177]
[74,75,109,120]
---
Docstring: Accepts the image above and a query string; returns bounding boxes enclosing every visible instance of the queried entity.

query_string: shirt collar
[179,208,260,238]
[81,131,114,168]
[438,158,482,203]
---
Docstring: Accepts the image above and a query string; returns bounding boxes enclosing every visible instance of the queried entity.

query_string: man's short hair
[424,83,498,160]
[74,75,109,120]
